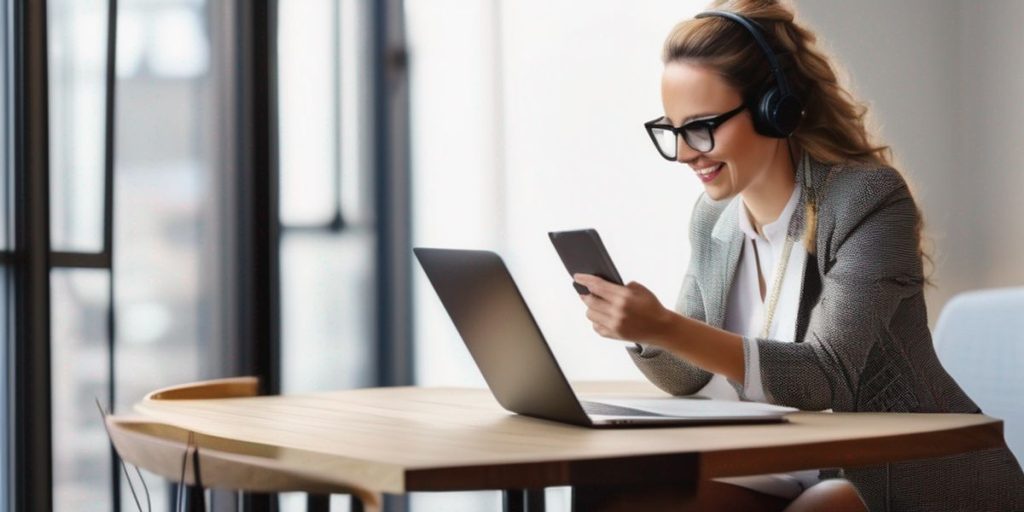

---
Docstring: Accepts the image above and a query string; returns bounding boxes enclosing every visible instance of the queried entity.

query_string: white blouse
[695,182,806,401]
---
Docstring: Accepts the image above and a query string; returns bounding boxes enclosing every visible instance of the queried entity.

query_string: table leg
[240,492,277,511]
[503,489,546,512]
[503,489,524,512]
[571,481,697,512]
[307,494,330,512]
[527,489,545,511]
[184,485,206,512]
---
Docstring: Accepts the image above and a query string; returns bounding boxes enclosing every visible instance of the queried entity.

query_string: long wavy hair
[662,0,933,281]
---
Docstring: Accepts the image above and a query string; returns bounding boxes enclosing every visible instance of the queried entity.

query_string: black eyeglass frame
[644,103,747,161]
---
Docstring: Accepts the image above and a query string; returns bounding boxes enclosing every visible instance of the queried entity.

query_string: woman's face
[660,60,782,201]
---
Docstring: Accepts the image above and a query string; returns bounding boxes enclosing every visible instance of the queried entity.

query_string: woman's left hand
[573,273,674,345]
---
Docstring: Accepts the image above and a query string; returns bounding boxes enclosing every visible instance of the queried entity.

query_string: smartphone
[548,228,624,295]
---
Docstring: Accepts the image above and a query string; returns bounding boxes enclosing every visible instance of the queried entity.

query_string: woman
[572,1,1024,510]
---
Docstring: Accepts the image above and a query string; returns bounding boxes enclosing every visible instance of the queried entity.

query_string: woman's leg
[679,479,791,511]
[783,479,867,512]
[683,478,867,512]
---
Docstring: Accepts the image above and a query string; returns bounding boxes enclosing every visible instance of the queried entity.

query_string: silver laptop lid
[414,248,593,426]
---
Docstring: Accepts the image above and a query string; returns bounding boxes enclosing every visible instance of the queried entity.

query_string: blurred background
[2,0,1021,511]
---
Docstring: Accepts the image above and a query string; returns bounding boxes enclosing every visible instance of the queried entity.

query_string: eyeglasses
[644,103,746,160]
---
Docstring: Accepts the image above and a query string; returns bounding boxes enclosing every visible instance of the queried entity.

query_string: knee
[784,479,866,512]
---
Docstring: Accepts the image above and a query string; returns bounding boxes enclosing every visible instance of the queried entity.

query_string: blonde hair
[662,0,933,282]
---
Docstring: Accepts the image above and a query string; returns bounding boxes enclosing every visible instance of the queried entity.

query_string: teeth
[695,164,721,176]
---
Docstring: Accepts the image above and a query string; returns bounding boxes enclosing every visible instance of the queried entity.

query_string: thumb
[626,281,649,293]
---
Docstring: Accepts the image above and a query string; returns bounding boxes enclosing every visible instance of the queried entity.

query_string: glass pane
[1,3,11,506]
[278,0,337,226]
[278,0,375,398]
[338,0,372,225]
[113,0,219,407]
[1,0,8,252]
[113,1,222,506]
[1,1,11,507]
[51,269,112,511]
[280,232,375,393]
[48,0,108,252]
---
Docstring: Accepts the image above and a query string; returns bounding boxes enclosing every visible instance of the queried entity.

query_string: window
[1,0,13,506]
[277,0,376,397]
[16,0,412,509]
[47,0,227,508]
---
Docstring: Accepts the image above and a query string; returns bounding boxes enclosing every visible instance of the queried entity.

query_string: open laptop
[413,247,796,428]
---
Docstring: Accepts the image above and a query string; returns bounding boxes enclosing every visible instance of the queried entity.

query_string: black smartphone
[548,228,624,295]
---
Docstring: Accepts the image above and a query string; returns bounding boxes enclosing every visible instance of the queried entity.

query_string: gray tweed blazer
[627,155,1024,511]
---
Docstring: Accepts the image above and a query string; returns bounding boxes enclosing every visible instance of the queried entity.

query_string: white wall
[955,1,1024,300]
[409,0,710,387]
[795,0,1024,325]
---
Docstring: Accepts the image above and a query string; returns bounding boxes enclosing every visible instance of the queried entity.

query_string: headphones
[695,10,804,138]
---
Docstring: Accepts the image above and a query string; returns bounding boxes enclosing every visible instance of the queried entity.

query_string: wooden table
[105,377,1007,511]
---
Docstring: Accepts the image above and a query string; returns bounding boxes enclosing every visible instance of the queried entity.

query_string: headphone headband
[694,10,803,138]
[694,10,792,96]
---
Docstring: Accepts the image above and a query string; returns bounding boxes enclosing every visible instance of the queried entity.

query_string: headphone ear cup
[748,90,775,138]
[757,87,804,138]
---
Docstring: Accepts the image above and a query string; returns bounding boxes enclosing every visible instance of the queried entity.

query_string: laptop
[413,247,796,428]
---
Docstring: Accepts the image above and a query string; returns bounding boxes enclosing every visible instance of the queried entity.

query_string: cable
[177,433,192,512]
[94,398,149,512]
[134,464,152,512]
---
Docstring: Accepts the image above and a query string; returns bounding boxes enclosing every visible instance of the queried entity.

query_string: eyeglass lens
[650,124,713,159]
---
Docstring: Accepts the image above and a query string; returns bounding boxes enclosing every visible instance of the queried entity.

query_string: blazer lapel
[704,197,744,329]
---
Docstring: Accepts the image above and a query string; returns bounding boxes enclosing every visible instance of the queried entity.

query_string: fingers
[579,290,614,314]
[575,275,659,342]
[578,286,619,339]
[591,322,613,338]
[585,305,614,327]
[625,281,648,293]
[587,311,618,339]
[573,273,626,300]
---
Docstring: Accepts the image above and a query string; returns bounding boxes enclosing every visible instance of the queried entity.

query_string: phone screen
[548,229,624,294]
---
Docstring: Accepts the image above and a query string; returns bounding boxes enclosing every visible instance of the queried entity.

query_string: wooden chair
[104,377,381,512]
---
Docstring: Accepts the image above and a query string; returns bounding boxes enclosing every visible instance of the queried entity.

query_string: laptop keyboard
[580,400,663,417]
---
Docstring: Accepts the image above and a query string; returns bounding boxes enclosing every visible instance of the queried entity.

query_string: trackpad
[587,396,797,417]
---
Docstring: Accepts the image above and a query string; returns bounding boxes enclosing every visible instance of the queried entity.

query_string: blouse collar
[737,181,802,245]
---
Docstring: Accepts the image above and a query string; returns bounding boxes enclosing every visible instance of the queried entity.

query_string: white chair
[933,287,1024,461]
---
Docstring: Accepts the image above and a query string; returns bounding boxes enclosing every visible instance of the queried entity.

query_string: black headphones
[695,10,804,138]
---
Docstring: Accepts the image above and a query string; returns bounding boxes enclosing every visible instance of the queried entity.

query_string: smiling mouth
[694,163,724,183]
[694,163,722,176]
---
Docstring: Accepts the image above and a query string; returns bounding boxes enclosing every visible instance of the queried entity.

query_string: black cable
[192,442,203,489]
[133,464,152,512]
[176,433,192,512]
[94,399,148,512]
[117,457,145,512]
[191,439,205,510]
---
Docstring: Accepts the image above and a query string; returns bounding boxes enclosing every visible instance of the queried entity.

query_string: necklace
[756,149,809,338]
[759,235,795,339]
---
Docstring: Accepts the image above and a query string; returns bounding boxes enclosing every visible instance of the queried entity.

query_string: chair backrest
[933,287,1024,461]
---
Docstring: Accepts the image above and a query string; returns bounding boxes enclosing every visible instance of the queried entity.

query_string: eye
[682,119,710,131]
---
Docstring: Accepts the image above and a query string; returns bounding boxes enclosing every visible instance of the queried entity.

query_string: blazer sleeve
[754,168,924,411]
[626,196,714,396]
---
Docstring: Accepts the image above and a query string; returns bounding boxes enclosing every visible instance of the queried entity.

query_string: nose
[675,136,701,164]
